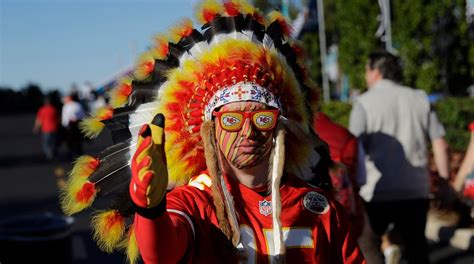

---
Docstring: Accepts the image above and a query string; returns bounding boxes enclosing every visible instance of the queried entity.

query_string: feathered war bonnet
[60,0,322,262]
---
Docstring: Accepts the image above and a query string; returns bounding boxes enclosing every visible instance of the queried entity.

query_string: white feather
[271,127,285,261]
[128,101,158,166]
[220,175,241,243]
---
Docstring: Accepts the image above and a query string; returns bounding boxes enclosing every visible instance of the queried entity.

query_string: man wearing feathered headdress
[60,1,365,263]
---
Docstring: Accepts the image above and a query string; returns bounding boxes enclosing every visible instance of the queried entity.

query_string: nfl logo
[259,199,272,216]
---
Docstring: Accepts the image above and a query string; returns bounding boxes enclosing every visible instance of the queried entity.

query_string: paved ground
[0,113,122,263]
[0,113,472,263]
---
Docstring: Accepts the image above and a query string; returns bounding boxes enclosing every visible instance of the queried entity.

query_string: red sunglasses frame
[212,109,280,132]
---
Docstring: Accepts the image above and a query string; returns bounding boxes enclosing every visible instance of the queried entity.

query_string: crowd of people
[57,1,474,263]
[33,88,105,162]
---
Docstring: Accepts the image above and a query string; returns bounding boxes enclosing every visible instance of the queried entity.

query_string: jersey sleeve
[134,209,192,263]
[134,185,209,263]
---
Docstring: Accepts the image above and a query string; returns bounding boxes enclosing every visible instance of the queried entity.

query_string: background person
[61,92,86,159]
[33,95,60,161]
[349,51,450,264]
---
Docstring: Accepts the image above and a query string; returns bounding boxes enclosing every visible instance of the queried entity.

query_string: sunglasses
[213,109,280,132]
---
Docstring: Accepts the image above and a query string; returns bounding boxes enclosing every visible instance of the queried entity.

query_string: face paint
[215,102,275,169]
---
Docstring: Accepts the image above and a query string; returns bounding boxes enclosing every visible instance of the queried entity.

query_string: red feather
[224,2,240,16]
[75,182,96,203]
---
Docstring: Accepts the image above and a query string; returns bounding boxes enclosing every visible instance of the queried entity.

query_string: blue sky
[0,0,196,93]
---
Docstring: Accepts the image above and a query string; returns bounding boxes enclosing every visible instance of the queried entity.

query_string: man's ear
[375,68,384,80]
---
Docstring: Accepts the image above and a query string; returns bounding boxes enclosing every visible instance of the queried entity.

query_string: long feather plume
[61,156,100,215]
[151,34,169,60]
[270,125,286,260]
[169,18,194,43]
[120,224,140,264]
[80,106,113,138]
[91,210,126,253]
[133,51,155,81]
[109,76,134,108]
[195,0,223,24]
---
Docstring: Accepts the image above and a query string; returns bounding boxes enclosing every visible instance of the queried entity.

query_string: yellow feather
[80,116,105,138]
[108,88,121,108]
[133,51,155,81]
[60,179,96,215]
[120,224,140,264]
[169,18,193,43]
[266,10,284,25]
[91,210,126,253]
[94,106,113,120]
[70,155,98,178]
[194,0,223,24]
[229,0,254,15]
[60,155,99,215]
[151,34,169,60]
[239,0,254,14]
[109,76,133,108]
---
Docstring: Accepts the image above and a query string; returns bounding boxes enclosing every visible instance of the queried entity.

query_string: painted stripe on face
[231,119,256,166]
[222,128,238,157]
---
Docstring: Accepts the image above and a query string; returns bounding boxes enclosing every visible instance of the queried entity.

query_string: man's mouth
[238,142,265,154]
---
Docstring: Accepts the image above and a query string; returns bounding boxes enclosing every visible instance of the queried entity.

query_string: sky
[0,0,196,93]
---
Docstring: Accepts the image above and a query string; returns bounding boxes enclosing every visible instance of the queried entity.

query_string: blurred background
[0,0,473,263]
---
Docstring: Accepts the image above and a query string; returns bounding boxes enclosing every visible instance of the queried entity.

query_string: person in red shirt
[33,96,60,161]
[314,112,365,239]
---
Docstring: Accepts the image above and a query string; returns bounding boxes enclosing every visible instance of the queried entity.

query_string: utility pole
[376,0,396,54]
[383,0,394,53]
[316,0,330,102]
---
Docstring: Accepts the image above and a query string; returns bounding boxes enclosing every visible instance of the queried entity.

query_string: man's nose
[241,117,258,137]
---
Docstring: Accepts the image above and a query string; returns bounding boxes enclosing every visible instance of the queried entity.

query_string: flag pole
[384,0,394,53]
[316,0,330,102]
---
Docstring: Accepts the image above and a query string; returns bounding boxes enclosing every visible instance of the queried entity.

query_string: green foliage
[321,97,474,152]
[320,101,352,128]
[331,0,473,94]
[434,97,474,151]
[301,33,321,84]
[334,0,380,90]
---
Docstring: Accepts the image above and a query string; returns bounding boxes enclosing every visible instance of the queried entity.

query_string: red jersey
[134,173,365,263]
[314,112,364,238]
[36,104,59,133]
[314,113,358,180]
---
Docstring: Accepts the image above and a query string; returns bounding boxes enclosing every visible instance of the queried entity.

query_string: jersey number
[240,225,314,264]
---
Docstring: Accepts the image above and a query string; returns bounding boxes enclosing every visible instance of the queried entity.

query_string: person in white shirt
[61,93,86,159]
[349,51,449,264]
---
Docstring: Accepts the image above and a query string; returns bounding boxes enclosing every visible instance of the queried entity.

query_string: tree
[332,0,473,94]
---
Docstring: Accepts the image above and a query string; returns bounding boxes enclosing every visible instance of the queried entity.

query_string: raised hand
[130,114,168,213]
